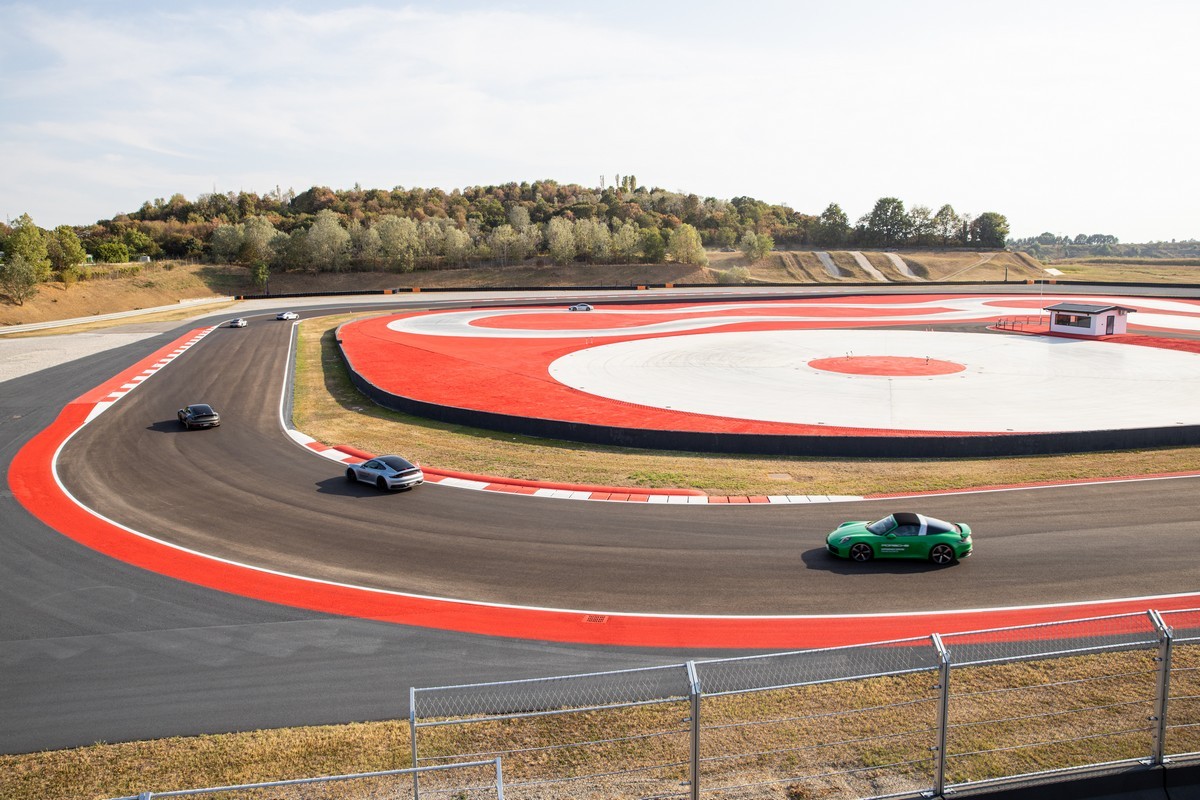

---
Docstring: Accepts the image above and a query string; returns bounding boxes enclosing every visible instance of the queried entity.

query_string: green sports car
[826,512,972,565]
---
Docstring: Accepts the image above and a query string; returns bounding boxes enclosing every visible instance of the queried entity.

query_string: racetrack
[4,288,1200,753]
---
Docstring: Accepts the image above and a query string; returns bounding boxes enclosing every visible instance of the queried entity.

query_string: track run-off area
[9,291,1200,662]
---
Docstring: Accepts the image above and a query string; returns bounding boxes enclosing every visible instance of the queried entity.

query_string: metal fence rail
[411,609,1200,800]
[119,608,1200,800]
[109,759,504,800]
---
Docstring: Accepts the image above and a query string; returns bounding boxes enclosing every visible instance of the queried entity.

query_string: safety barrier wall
[339,339,1200,457]
[409,610,1200,800]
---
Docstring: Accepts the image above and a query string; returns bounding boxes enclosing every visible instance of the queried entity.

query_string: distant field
[1047,258,1200,283]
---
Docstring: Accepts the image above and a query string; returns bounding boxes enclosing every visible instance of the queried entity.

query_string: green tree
[932,205,960,246]
[6,214,52,281]
[488,224,523,266]
[667,224,707,265]
[94,241,130,263]
[442,227,472,266]
[907,206,936,247]
[46,225,87,273]
[969,212,1010,248]
[863,197,909,247]
[610,221,640,264]
[209,224,244,263]
[739,231,773,263]
[376,215,422,272]
[815,203,850,247]
[546,217,575,266]
[573,218,610,262]
[0,253,41,305]
[240,217,279,265]
[305,209,351,271]
[638,227,666,263]
[251,260,270,289]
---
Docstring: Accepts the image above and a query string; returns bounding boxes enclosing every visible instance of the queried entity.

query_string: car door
[880,522,920,557]
[359,459,382,481]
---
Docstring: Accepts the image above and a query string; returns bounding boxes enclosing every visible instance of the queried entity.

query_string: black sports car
[177,403,221,429]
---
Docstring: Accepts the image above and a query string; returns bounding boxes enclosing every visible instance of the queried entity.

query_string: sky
[1,0,1197,243]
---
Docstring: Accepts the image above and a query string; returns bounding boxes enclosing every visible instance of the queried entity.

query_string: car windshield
[865,515,896,535]
[379,456,415,471]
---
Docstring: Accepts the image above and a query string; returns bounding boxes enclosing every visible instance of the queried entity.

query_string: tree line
[0,179,1010,303]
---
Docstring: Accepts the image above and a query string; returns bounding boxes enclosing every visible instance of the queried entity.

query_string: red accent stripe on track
[9,327,1200,649]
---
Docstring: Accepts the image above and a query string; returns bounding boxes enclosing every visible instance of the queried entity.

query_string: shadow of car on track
[146,420,210,433]
[314,476,416,497]
[800,547,966,575]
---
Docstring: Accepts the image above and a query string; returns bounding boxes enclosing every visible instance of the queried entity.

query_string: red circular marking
[809,355,965,376]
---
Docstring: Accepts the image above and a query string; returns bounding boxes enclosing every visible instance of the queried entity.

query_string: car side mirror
[886,533,896,539]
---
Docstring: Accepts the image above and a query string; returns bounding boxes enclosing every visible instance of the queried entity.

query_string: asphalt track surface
[4,288,1200,755]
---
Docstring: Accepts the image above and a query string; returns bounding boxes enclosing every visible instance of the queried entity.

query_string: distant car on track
[177,403,221,430]
[567,303,594,312]
[276,311,299,320]
[826,512,972,565]
[346,455,424,491]
[228,318,247,328]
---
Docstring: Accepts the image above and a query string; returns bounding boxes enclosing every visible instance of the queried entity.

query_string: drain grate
[583,615,609,624]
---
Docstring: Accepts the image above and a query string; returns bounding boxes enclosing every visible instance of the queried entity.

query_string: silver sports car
[345,455,424,491]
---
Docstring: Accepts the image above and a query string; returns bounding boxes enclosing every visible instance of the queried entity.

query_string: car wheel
[376,477,388,491]
[346,468,357,483]
[181,419,190,430]
[929,544,957,565]
[849,543,873,562]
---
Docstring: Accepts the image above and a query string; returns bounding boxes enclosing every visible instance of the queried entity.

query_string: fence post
[494,756,505,800]
[931,634,951,798]
[1148,610,1174,765]
[686,660,702,800]
[410,686,420,800]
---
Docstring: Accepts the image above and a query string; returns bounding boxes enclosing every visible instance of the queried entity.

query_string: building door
[1106,315,1115,335]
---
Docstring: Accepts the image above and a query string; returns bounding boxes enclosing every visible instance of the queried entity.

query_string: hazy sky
[2,0,1196,242]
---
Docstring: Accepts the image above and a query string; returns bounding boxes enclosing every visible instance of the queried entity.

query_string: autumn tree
[667,224,707,265]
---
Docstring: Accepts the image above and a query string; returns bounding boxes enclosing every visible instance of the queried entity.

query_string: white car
[228,318,247,328]
[568,303,594,312]
[346,455,424,491]
[276,311,299,321]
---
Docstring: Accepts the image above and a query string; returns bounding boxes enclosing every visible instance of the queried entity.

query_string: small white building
[1044,302,1136,337]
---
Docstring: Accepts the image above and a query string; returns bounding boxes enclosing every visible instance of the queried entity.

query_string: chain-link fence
[113,609,1200,800]
[410,609,1200,800]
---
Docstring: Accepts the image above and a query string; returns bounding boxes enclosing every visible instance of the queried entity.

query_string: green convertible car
[826,512,972,565]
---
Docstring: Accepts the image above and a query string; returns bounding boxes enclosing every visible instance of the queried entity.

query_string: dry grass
[294,314,1200,497]
[1046,260,1200,284]
[9,646,1191,800]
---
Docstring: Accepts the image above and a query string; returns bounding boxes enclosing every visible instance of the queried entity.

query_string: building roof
[1044,302,1137,315]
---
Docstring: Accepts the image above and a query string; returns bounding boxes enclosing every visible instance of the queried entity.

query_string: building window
[1054,313,1091,329]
